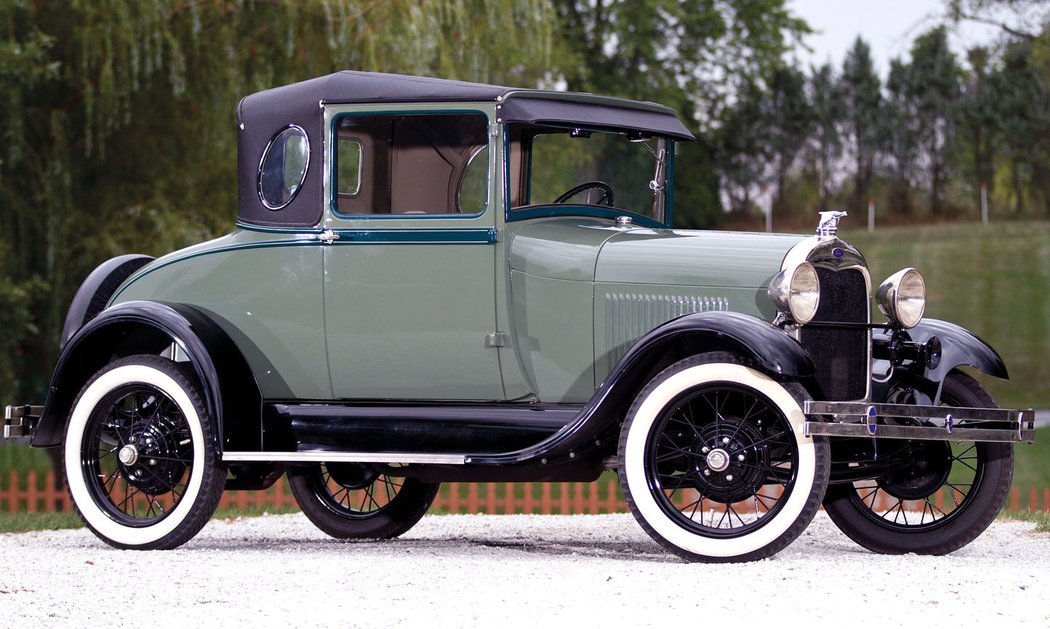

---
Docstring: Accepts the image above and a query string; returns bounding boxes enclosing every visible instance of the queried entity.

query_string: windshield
[513,127,670,224]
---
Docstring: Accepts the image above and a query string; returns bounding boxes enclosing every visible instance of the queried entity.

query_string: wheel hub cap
[706,448,730,472]
[118,444,139,466]
[690,417,771,503]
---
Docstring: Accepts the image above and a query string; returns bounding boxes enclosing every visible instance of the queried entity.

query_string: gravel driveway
[1,512,1047,628]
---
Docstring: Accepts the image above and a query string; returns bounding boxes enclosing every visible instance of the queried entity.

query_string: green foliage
[839,38,882,213]
[766,65,813,215]
[909,27,964,214]
[808,62,842,209]
[552,0,808,121]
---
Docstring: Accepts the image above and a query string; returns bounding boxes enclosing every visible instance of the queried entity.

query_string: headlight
[876,268,926,328]
[768,262,821,324]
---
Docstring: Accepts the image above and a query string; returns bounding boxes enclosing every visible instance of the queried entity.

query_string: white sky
[788,0,1006,76]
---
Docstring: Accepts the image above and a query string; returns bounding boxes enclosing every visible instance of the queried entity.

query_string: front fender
[875,318,1008,405]
[32,301,261,454]
[470,311,813,465]
[907,319,1008,381]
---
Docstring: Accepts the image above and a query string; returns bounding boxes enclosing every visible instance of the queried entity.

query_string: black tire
[63,354,226,550]
[822,371,1014,554]
[617,353,830,562]
[288,464,439,539]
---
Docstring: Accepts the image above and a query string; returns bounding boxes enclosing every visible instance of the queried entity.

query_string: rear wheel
[288,463,439,539]
[822,371,1014,554]
[618,353,830,562]
[63,355,225,550]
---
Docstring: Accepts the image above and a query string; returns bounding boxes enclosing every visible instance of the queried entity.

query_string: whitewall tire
[64,355,225,549]
[618,353,829,562]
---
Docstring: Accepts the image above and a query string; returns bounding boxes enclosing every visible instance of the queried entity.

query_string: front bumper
[804,401,1036,443]
[3,405,42,439]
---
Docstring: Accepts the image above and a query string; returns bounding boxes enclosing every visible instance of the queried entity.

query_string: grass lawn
[841,220,1050,410]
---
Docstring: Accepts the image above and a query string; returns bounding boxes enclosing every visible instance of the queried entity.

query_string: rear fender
[60,254,154,348]
[32,301,262,455]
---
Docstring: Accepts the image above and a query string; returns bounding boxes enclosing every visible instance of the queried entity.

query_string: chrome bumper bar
[803,401,1035,443]
[3,405,42,439]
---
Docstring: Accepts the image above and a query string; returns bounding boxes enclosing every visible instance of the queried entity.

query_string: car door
[322,106,505,400]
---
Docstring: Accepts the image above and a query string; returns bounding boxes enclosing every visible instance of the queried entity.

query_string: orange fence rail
[3,469,1050,515]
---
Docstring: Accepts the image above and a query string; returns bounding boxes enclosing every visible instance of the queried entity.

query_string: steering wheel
[553,181,615,207]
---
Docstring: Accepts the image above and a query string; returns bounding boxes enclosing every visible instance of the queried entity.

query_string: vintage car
[2,71,1035,562]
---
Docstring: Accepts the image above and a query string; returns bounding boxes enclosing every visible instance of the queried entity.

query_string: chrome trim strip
[222,451,467,465]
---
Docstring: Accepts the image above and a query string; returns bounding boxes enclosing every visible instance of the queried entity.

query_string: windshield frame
[504,123,676,229]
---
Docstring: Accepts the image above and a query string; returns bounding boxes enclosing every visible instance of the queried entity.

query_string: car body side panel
[508,270,595,403]
[504,219,806,402]
[505,218,621,402]
[324,238,505,400]
[593,228,805,384]
[506,218,623,281]
[111,229,329,399]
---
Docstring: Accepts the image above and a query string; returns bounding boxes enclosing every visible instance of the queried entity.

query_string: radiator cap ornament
[817,211,847,238]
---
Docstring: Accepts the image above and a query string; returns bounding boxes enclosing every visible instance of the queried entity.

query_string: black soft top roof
[236,71,695,227]
[237,71,694,139]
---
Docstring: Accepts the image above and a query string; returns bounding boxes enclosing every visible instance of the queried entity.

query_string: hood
[596,227,806,289]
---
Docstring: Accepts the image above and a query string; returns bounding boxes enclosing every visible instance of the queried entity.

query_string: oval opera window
[258,125,310,210]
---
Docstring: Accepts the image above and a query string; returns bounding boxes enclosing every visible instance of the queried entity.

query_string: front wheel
[288,463,439,539]
[822,371,1014,554]
[618,354,830,562]
[64,355,226,550]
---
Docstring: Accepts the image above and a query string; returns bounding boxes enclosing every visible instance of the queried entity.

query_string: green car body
[111,218,803,404]
[4,72,1035,561]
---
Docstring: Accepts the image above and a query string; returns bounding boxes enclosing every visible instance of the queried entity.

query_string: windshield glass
[515,128,669,223]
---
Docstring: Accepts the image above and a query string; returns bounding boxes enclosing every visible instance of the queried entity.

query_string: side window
[333,112,489,216]
[336,138,362,197]
[259,126,310,210]
[458,145,488,214]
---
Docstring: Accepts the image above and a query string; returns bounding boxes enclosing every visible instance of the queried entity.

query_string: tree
[989,37,1050,213]
[714,78,771,215]
[552,0,808,119]
[807,62,843,210]
[959,47,1000,213]
[908,27,963,214]
[762,65,813,215]
[838,38,882,214]
[946,0,1050,41]
[880,58,922,215]
[550,0,810,227]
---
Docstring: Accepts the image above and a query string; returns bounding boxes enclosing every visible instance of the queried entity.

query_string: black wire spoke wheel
[82,385,193,525]
[288,463,439,539]
[618,353,828,563]
[64,355,225,550]
[649,385,797,535]
[823,371,1014,554]
[845,440,980,529]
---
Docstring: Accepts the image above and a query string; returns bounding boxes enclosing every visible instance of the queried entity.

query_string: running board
[222,451,467,465]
